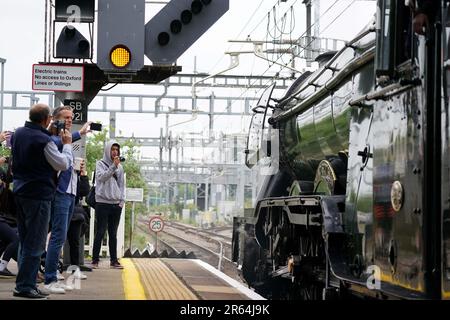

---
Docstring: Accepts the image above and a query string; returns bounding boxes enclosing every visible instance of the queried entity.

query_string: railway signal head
[56,26,90,59]
[97,0,145,73]
[145,0,229,65]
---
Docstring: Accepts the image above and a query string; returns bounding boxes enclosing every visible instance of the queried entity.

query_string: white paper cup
[74,157,83,171]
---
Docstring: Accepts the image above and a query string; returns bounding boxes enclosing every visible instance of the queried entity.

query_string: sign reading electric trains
[32,64,84,92]
[149,216,164,233]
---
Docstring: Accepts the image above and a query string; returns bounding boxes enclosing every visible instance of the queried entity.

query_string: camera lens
[119,157,126,162]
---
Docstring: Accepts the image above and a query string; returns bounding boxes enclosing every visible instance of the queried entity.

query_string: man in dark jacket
[11,104,72,299]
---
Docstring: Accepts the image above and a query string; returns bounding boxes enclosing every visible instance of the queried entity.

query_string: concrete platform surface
[0,258,264,300]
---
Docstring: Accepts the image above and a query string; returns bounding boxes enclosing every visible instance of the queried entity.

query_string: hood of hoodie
[102,140,120,166]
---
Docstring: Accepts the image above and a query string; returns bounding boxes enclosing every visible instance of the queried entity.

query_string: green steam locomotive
[232,0,450,299]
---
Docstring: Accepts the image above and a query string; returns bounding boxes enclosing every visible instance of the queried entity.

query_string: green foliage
[85,128,109,177]
[185,203,197,210]
[131,234,147,251]
[0,145,11,187]
[181,218,197,226]
[0,146,10,158]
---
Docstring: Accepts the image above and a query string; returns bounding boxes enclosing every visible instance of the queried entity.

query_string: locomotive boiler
[232,0,450,299]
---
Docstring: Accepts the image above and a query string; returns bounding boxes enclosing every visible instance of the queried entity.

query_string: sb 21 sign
[149,216,164,233]
[64,100,87,124]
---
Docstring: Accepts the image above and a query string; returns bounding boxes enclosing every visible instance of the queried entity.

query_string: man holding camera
[43,106,91,294]
[91,140,125,269]
[11,104,72,299]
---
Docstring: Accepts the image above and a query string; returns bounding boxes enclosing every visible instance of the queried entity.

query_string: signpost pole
[149,216,164,254]
[126,188,144,250]
[129,201,135,249]
[131,202,135,234]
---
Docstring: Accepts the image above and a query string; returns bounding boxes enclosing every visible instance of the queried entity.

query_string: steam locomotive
[231,1,450,299]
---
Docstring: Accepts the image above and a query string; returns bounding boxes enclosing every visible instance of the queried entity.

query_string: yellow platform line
[133,259,198,300]
[121,258,147,300]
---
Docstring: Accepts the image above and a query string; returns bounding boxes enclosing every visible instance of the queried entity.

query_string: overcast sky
[0,0,375,161]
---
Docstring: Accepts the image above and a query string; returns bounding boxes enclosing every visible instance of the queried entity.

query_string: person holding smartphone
[91,140,125,269]
[43,106,92,294]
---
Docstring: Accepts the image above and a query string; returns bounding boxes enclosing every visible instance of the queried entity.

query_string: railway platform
[0,258,264,300]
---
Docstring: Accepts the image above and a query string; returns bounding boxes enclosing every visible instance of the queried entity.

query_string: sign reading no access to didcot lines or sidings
[32,64,84,92]
[149,216,164,233]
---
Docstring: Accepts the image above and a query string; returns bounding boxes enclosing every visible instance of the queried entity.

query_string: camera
[53,120,65,132]
[119,157,126,162]
[4,157,9,164]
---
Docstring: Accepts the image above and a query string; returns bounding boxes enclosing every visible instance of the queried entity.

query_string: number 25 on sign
[149,216,164,233]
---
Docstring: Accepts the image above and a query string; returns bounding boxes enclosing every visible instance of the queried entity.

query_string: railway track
[136,218,242,282]
[166,221,232,243]
[163,222,233,260]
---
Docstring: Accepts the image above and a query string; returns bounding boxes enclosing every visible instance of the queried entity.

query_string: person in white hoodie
[91,140,125,269]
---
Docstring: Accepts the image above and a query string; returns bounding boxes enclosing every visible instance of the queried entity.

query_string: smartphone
[90,123,102,131]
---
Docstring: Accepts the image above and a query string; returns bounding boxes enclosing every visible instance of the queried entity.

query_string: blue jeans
[14,196,51,293]
[44,192,75,284]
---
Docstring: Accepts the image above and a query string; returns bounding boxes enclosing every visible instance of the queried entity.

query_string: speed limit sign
[149,216,164,233]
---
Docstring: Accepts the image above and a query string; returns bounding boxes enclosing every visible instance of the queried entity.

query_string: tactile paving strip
[132,258,198,300]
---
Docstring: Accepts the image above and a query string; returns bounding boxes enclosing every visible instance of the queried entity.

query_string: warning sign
[32,64,84,92]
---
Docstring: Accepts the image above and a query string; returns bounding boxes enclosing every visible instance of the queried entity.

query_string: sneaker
[91,261,99,269]
[57,281,74,291]
[44,281,66,294]
[13,289,48,300]
[0,268,16,278]
[57,271,65,281]
[110,261,124,269]
[36,286,51,296]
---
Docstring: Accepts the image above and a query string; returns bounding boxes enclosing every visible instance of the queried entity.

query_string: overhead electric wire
[278,0,358,73]
[200,0,345,133]
[206,0,269,74]
[207,0,299,75]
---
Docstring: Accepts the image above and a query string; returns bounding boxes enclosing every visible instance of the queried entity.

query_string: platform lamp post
[0,57,6,132]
